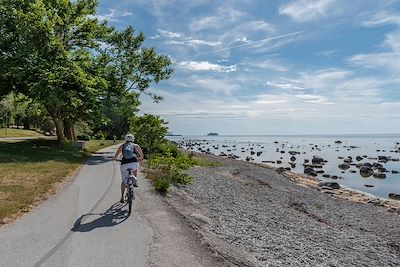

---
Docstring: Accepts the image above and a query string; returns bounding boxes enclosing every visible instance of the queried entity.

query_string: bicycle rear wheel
[127,187,133,214]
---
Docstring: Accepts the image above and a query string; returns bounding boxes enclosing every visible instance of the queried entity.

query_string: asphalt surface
[0,145,153,267]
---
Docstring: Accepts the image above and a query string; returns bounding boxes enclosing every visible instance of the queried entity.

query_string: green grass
[192,156,222,167]
[0,139,120,223]
[84,139,122,154]
[0,128,44,138]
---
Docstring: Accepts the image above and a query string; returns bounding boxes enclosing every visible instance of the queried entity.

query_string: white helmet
[125,133,135,142]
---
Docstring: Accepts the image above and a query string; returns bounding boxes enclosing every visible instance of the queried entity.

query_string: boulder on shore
[389,193,400,200]
[318,181,340,189]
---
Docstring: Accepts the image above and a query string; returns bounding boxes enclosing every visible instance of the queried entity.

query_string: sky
[96,0,400,135]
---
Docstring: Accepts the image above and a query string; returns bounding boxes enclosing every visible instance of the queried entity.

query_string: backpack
[123,142,136,159]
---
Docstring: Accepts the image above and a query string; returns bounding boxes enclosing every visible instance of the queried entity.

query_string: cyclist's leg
[120,166,129,202]
[120,182,126,201]
[132,162,139,182]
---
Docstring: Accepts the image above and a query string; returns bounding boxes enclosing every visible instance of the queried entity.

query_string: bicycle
[125,168,136,214]
[117,159,137,214]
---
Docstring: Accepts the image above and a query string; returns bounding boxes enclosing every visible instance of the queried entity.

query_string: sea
[167,134,400,199]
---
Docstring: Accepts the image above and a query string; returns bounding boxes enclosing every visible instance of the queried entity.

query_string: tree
[0,0,108,143]
[94,91,141,139]
[0,0,173,143]
[129,114,169,155]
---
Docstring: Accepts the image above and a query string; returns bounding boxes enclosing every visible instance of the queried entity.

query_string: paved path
[0,145,153,267]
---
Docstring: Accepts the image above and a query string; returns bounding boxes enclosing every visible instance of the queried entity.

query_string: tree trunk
[23,118,30,130]
[63,119,77,141]
[46,104,65,144]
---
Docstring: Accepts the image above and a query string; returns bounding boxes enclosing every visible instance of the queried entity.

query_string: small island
[207,132,219,136]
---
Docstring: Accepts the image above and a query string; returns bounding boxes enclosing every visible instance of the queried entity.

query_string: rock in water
[312,156,324,164]
[360,166,374,178]
[373,173,386,179]
[338,163,350,170]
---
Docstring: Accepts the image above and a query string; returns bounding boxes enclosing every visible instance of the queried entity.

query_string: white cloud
[158,29,183,38]
[295,94,335,104]
[279,0,336,22]
[189,6,245,32]
[90,9,120,22]
[195,31,304,57]
[238,20,275,34]
[121,12,133,17]
[267,81,304,89]
[158,29,221,47]
[184,39,221,47]
[177,61,237,72]
[248,60,290,72]
[362,12,400,27]
[347,31,400,72]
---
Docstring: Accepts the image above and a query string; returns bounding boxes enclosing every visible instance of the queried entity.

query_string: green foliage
[130,114,169,154]
[152,175,171,193]
[0,0,173,143]
[146,143,194,193]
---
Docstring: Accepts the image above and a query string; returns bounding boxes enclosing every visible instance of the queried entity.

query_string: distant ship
[166,132,182,136]
[207,132,219,136]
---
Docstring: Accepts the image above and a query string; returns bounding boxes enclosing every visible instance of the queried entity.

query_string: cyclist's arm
[113,145,123,160]
[135,144,144,161]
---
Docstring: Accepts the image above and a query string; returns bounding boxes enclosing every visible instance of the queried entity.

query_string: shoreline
[191,150,400,212]
[167,150,400,266]
[171,135,400,200]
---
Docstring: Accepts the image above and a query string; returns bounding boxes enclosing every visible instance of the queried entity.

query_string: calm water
[168,135,400,199]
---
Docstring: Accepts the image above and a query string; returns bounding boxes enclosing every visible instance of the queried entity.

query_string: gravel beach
[170,153,400,267]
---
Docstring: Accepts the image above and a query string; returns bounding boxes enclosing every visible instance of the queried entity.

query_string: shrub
[94,131,105,140]
[146,143,195,192]
[153,176,170,193]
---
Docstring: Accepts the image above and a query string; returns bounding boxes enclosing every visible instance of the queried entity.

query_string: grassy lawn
[0,139,121,224]
[0,128,44,138]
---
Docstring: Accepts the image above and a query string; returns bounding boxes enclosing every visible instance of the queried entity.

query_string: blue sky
[96,0,400,135]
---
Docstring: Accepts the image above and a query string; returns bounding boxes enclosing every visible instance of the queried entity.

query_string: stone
[360,166,374,178]
[335,140,342,144]
[368,199,382,205]
[304,167,314,175]
[312,156,324,165]
[378,156,389,163]
[318,182,340,189]
[356,156,363,161]
[338,163,350,170]
[321,186,333,190]
[364,184,374,188]
[290,156,296,162]
[276,167,285,173]
[389,193,400,200]
[373,173,386,179]
[392,170,399,174]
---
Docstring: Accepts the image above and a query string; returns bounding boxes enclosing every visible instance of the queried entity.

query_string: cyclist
[113,134,144,203]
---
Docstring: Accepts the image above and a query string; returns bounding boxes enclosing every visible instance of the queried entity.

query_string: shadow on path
[71,202,129,232]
